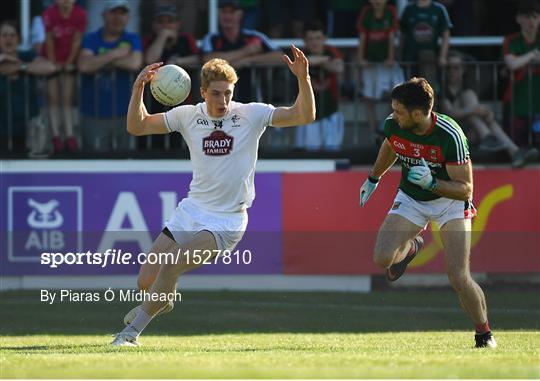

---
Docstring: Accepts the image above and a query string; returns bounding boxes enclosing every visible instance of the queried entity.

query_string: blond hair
[200,58,238,90]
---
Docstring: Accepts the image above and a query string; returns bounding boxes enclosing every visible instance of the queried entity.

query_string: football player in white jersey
[112,45,315,346]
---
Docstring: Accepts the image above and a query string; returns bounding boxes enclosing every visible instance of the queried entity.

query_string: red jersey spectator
[357,0,403,141]
[42,0,87,154]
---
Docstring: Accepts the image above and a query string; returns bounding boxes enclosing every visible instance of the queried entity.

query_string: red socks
[475,321,491,335]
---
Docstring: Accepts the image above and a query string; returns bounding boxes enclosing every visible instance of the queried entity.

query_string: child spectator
[357,0,402,143]
[400,0,452,88]
[0,21,56,154]
[503,0,540,147]
[42,0,87,153]
[294,21,345,151]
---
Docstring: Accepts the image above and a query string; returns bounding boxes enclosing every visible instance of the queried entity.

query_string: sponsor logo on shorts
[202,130,234,155]
[392,201,401,210]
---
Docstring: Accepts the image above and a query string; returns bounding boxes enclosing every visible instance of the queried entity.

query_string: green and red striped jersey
[384,112,470,201]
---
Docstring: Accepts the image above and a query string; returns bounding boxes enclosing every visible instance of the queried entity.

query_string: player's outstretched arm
[271,45,316,128]
[359,139,398,206]
[127,62,169,136]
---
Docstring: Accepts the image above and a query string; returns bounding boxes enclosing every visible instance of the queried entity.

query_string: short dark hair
[304,20,326,35]
[391,77,434,115]
[0,20,19,35]
[517,0,540,15]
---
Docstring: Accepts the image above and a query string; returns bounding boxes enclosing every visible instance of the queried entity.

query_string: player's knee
[447,271,470,292]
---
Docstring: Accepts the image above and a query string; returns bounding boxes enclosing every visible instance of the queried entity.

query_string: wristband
[368,175,380,184]
[428,178,438,192]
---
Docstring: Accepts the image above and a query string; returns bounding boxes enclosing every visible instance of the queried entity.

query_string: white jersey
[164,101,275,213]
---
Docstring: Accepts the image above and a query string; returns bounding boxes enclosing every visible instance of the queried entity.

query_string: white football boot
[111,332,140,347]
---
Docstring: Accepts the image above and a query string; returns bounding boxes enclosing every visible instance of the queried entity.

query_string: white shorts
[165,198,248,252]
[362,64,404,100]
[388,190,476,228]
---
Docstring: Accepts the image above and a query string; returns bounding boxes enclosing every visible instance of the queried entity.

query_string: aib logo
[7,186,82,262]
[27,199,63,229]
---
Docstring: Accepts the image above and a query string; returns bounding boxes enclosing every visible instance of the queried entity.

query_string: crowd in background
[0,0,539,167]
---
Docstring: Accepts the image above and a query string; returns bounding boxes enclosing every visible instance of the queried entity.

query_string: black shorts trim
[161,227,177,242]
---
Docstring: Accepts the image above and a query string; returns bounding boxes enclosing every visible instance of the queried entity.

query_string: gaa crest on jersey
[203,130,234,155]
[212,119,223,129]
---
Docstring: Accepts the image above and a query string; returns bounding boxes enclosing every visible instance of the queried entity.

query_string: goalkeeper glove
[359,175,380,206]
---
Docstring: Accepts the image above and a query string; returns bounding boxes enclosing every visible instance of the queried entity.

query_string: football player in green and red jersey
[359,77,496,349]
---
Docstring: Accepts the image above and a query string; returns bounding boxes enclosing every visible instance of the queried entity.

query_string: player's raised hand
[282,45,309,80]
[407,158,435,190]
[359,176,380,207]
[133,62,163,89]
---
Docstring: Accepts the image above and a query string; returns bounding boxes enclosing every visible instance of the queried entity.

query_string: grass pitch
[1,289,539,378]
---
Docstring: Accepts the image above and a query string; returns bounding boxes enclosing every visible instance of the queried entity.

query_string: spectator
[85,0,141,36]
[202,0,282,103]
[357,0,402,142]
[0,21,56,154]
[503,0,540,148]
[142,4,200,150]
[144,5,199,67]
[400,0,452,88]
[294,21,344,151]
[42,0,87,153]
[77,0,142,151]
[441,51,538,168]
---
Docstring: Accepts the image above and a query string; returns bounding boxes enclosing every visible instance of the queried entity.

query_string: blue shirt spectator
[79,28,142,118]
[77,0,142,151]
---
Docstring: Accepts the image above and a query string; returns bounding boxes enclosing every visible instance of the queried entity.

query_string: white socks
[124,308,153,338]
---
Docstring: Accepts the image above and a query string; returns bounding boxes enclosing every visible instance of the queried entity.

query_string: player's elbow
[301,110,316,124]
[127,121,143,136]
[461,183,473,201]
